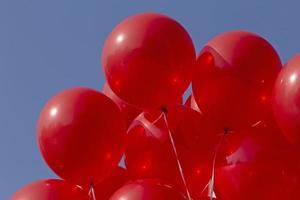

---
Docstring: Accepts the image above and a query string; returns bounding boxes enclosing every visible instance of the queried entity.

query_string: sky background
[1,0,300,199]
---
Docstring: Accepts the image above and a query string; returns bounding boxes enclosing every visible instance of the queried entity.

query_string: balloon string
[162,112,192,200]
[201,132,226,200]
[88,183,97,200]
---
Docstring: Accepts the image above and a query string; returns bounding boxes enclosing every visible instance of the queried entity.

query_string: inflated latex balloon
[214,116,300,200]
[102,83,141,128]
[109,179,187,200]
[185,93,201,113]
[94,167,129,199]
[273,53,300,145]
[102,13,196,110]
[125,106,219,199]
[37,87,125,187]
[11,179,89,200]
[192,31,281,131]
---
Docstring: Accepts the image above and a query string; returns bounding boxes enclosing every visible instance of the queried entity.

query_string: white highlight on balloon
[116,34,124,43]
[50,107,58,117]
[290,73,297,83]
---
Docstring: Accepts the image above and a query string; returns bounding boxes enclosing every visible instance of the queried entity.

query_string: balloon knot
[160,107,168,114]
[224,128,230,135]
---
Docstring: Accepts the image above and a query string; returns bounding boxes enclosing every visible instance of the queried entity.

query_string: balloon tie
[88,182,97,200]
[162,112,192,200]
[201,130,226,200]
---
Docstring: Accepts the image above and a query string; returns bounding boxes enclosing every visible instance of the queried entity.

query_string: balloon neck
[90,181,94,187]
[224,127,230,135]
[160,107,168,114]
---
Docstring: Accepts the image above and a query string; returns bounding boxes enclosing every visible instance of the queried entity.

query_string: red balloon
[37,87,125,187]
[102,13,196,110]
[214,116,300,200]
[273,53,300,145]
[125,106,219,199]
[192,31,281,131]
[102,83,141,128]
[184,93,201,113]
[94,167,129,199]
[109,179,187,200]
[11,179,90,200]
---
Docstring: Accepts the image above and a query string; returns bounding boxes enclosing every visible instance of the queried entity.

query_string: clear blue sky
[1,0,299,199]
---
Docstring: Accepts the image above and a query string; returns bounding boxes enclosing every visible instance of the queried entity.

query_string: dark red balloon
[94,167,129,199]
[214,116,300,200]
[102,83,141,128]
[192,31,281,131]
[11,179,90,200]
[273,53,300,146]
[125,106,219,199]
[37,87,125,187]
[102,13,196,110]
[109,179,187,200]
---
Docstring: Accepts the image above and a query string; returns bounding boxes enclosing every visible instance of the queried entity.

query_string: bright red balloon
[11,179,90,200]
[125,106,219,199]
[109,179,187,200]
[192,31,281,131]
[94,167,129,199]
[102,83,141,128]
[273,53,300,146]
[102,13,196,110]
[37,87,125,187]
[214,116,300,200]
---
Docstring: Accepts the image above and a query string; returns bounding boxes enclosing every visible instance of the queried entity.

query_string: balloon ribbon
[88,183,97,200]
[162,112,192,200]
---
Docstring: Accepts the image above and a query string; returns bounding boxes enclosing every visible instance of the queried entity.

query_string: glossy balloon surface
[215,117,300,200]
[192,31,281,131]
[94,167,129,200]
[11,179,89,200]
[102,13,196,110]
[125,106,219,199]
[37,88,125,186]
[273,53,300,145]
[103,83,141,128]
[109,179,187,200]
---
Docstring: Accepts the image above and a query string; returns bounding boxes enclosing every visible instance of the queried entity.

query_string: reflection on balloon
[37,88,126,187]
[185,93,201,113]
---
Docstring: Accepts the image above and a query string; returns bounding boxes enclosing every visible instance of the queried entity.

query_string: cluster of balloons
[12,12,300,200]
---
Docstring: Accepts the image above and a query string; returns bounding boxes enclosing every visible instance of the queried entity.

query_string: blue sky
[1,0,300,199]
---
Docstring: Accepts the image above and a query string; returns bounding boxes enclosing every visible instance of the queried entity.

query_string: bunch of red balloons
[11,12,300,200]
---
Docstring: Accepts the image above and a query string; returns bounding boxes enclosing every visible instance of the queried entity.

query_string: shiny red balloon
[273,53,300,145]
[102,13,196,110]
[214,116,300,200]
[192,31,281,131]
[125,106,219,199]
[94,167,129,199]
[109,179,187,200]
[37,87,125,187]
[102,83,141,128]
[11,179,89,200]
